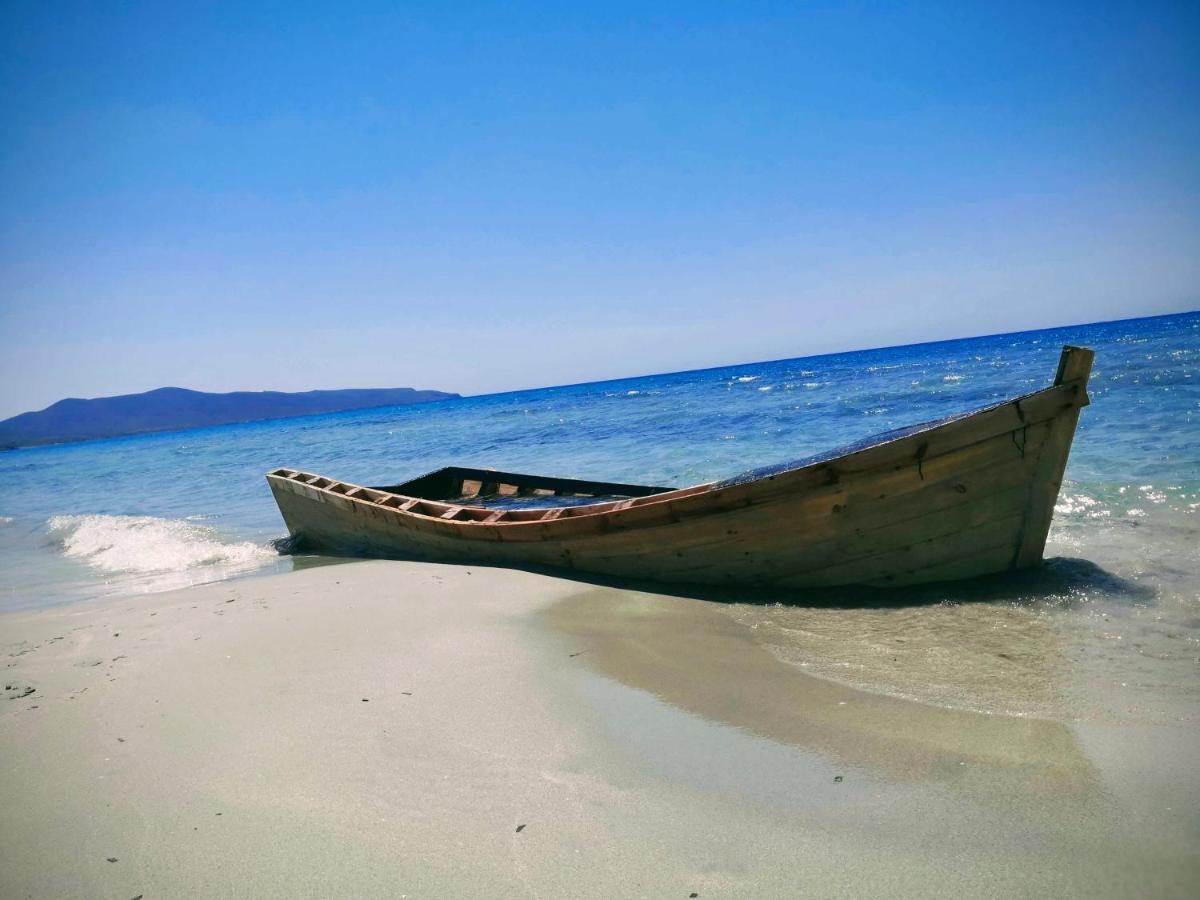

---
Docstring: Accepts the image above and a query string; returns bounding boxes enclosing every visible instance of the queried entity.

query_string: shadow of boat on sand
[453,554,1150,610]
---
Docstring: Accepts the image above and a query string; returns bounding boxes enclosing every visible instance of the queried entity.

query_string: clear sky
[1,1,1197,419]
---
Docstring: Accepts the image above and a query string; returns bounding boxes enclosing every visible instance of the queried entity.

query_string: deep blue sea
[1,312,1197,720]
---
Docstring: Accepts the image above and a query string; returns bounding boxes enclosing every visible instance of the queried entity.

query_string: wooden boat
[266,345,1093,589]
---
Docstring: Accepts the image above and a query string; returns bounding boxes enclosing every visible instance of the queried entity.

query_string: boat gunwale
[265,370,1091,534]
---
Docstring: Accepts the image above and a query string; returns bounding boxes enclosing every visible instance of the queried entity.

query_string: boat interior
[269,397,1034,518]
[270,406,1011,518]
[371,466,676,510]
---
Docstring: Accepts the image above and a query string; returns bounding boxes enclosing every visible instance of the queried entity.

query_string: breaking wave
[46,514,276,587]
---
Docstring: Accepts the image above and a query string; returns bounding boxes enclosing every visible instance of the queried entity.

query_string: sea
[1,311,1196,723]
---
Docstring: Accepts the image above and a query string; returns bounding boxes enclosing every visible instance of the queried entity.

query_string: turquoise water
[1,312,1197,720]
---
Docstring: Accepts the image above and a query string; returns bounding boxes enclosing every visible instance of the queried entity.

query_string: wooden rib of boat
[266,345,1093,589]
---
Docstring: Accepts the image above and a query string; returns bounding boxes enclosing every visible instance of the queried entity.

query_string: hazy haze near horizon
[1,1,1197,419]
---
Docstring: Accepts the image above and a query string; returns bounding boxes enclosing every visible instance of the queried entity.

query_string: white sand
[2,561,1197,898]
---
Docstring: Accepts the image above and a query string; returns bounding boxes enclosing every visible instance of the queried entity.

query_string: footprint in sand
[5,681,36,700]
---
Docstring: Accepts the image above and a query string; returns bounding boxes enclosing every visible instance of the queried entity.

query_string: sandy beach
[4,0,1198,895]
[2,560,1197,898]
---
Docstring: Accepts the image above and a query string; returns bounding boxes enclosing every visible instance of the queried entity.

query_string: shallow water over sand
[718,512,1199,725]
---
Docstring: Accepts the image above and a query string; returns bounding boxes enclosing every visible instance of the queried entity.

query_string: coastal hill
[0,386,459,449]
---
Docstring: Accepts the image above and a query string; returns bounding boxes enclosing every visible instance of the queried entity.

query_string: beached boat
[267,346,1093,588]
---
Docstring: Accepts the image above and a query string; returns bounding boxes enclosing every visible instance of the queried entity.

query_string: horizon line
[4,306,1194,431]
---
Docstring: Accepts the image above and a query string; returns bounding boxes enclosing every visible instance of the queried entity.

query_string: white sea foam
[47,514,275,579]
[0,516,12,524]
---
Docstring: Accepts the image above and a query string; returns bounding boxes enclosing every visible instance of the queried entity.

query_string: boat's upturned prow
[267,346,1094,589]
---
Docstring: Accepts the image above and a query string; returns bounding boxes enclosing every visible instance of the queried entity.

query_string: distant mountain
[0,386,460,449]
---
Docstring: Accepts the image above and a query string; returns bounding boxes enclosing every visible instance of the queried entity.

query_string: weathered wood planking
[266,345,1094,589]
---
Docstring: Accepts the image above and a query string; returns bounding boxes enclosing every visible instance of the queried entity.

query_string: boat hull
[267,347,1092,589]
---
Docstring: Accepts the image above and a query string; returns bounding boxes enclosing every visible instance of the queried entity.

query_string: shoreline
[2,561,1197,897]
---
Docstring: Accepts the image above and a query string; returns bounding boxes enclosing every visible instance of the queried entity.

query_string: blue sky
[1,1,1197,418]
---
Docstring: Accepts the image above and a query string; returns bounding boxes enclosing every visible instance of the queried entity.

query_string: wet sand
[2,561,1197,898]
